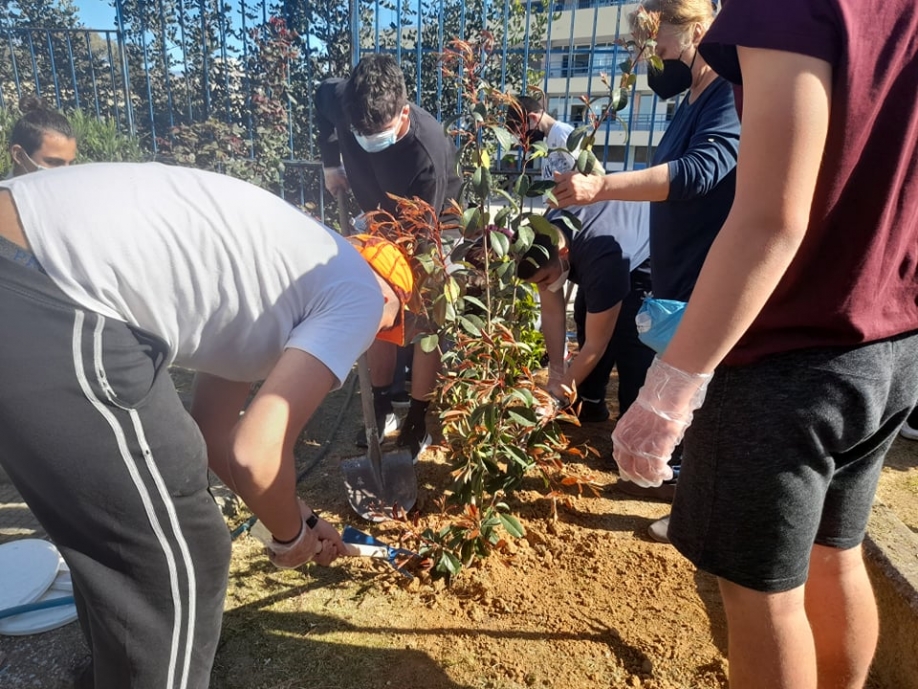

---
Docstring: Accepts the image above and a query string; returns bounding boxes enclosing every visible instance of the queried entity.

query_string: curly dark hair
[342,54,408,135]
[10,94,74,155]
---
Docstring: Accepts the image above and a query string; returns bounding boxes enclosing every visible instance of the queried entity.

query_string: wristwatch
[304,510,320,530]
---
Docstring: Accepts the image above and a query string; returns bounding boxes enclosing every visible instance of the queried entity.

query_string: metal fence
[1,0,672,217]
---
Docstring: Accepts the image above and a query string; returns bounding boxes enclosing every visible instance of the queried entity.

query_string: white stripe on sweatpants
[91,316,200,689]
[71,311,183,689]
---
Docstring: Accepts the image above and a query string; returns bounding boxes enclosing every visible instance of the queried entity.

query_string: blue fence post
[114,0,136,136]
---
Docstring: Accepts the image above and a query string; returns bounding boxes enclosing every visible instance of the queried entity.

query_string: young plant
[550,4,661,177]
[354,35,603,581]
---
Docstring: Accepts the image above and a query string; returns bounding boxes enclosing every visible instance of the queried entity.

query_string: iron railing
[1,0,673,214]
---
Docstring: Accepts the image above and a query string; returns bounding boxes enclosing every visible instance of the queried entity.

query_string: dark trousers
[573,274,654,417]
[0,258,230,688]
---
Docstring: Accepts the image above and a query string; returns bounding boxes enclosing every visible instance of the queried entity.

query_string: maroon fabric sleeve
[701,0,842,84]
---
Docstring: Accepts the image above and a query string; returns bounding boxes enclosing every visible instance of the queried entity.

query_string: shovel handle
[337,190,351,237]
[339,190,384,478]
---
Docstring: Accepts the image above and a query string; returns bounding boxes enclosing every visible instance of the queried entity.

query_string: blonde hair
[639,0,715,29]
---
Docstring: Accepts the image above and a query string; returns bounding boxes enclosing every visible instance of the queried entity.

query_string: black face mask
[647,48,697,100]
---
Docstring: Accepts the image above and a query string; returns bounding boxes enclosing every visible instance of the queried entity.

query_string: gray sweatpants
[0,256,230,688]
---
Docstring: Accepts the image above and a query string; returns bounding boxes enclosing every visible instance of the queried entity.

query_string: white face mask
[353,107,408,153]
[19,150,49,172]
[545,258,570,293]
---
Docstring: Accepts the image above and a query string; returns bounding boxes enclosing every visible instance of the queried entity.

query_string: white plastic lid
[0,587,78,636]
[0,539,60,611]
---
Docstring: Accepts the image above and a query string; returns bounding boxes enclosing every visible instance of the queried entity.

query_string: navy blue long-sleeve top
[649,77,740,301]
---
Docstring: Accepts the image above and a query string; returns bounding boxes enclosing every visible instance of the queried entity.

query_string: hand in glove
[611,357,711,487]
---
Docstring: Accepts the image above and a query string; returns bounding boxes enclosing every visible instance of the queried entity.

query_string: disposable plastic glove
[611,357,711,487]
[323,165,349,195]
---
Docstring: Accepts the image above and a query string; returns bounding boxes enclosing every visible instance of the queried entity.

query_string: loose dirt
[2,367,912,688]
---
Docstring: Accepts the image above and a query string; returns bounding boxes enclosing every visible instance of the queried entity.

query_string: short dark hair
[507,95,544,132]
[343,54,408,135]
[516,231,559,281]
[10,95,74,155]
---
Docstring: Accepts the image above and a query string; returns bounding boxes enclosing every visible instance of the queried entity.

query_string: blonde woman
[553,0,740,501]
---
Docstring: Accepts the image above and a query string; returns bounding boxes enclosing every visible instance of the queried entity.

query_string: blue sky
[77,1,117,30]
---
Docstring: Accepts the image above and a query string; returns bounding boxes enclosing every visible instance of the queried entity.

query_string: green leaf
[552,210,583,236]
[461,206,482,233]
[611,87,630,113]
[472,165,491,199]
[512,224,535,252]
[459,316,482,336]
[505,445,531,468]
[525,180,556,197]
[440,551,462,576]
[491,125,518,150]
[420,333,439,353]
[463,294,488,312]
[625,73,637,89]
[490,229,510,258]
[618,59,632,74]
[444,276,460,302]
[507,409,537,427]
[649,55,664,73]
[576,148,596,176]
[529,140,549,160]
[566,125,591,152]
[526,213,560,239]
[513,173,530,198]
[498,513,526,538]
[493,205,514,227]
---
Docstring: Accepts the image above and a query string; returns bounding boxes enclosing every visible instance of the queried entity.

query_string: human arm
[550,164,671,207]
[315,79,350,193]
[538,285,569,393]
[551,82,740,208]
[612,47,833,483]
[190,373,254,493]
[558,305,621,399]
[228,348,346,562]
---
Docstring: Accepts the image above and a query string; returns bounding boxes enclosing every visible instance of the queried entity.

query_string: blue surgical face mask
[353,107,408,153]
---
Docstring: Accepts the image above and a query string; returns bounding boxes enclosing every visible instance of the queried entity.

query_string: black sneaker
[397,417,431,464]
[577,399,610,423]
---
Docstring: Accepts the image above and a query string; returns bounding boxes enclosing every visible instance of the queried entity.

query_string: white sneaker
[380,412,399,437]
[412,433,432,465]
[648,515,671,544]
[355,412,400,448]
[900,422,918,441]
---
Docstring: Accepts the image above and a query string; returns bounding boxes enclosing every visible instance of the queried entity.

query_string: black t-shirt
[315,79,461,215]
[546,200,649,313]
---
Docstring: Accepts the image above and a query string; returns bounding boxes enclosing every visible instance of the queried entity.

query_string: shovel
[336,191,417,521]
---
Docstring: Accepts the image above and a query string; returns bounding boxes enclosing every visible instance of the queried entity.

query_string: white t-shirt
[1,163,382,384]
[541,121,578,180]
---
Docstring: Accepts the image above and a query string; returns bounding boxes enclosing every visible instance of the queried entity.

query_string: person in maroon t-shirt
[610,1,918,687]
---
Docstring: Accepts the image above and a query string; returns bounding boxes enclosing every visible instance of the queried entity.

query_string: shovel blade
[341,448,417,522]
